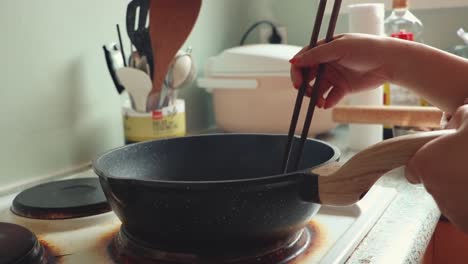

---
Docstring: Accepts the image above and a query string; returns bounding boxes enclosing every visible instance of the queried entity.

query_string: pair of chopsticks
[282,0,343,173]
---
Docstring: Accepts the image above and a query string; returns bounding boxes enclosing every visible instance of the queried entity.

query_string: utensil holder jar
[122,99,186,144]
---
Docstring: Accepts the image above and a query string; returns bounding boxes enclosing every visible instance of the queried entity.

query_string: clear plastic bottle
[382,0,426,139]
[384,0,424,42]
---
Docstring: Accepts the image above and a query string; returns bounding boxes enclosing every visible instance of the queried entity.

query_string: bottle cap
[393,0,409,9]
[391,30,414,41]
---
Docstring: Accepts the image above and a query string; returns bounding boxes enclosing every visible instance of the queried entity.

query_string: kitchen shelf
[326,0,468,13]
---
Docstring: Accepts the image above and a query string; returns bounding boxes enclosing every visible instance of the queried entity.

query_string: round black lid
[11,177,111,220]
[0,222,46,264]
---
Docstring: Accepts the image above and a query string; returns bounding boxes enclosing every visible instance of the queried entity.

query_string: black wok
[93,131,451,254]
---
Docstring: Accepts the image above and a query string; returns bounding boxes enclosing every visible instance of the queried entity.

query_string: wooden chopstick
[291,0,343,171]
[282,0,343,173]
[281,0,328,173]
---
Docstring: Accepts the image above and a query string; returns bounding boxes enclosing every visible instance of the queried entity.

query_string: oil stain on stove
[38,238,65,264]
[290,221,327,264]
[98,223,123,248]
[95,223,123,261]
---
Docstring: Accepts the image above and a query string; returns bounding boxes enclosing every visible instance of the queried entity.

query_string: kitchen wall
[0,0,251,188]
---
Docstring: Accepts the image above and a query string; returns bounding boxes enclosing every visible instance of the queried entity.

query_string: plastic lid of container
[204,44,302,77]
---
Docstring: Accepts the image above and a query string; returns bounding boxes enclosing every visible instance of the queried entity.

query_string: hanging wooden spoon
[146,0,202,111]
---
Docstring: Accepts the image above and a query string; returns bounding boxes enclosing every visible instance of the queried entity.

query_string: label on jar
[123,100,186,142]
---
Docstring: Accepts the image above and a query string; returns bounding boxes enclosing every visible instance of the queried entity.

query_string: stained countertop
[316,125,440,264]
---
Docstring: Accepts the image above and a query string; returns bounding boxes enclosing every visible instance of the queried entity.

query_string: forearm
[386,38,468,113]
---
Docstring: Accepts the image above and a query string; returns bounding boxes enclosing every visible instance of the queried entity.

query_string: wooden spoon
[146,0,202,111]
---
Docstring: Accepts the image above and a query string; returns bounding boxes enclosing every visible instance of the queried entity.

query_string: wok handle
[310,129,455,206]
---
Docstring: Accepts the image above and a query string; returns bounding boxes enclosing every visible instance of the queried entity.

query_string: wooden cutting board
[332,105,443,128]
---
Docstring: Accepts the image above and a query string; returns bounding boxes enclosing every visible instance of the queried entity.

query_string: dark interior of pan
[96,134,338,182]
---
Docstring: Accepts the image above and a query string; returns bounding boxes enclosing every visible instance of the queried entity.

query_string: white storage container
[197,44,337,136]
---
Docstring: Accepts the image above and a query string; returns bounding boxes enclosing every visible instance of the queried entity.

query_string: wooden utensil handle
[312,129,455,206]
[332,105,443,128]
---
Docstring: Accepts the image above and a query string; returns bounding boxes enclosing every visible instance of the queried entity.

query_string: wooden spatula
[146,0,202,111]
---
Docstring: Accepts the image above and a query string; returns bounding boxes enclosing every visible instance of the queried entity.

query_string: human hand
[289,34,393,109]
[406,104,468,233]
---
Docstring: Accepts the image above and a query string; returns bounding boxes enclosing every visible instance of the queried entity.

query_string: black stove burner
[0,222,48,264]
[109,226,313,264]
[11,177,111,220]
